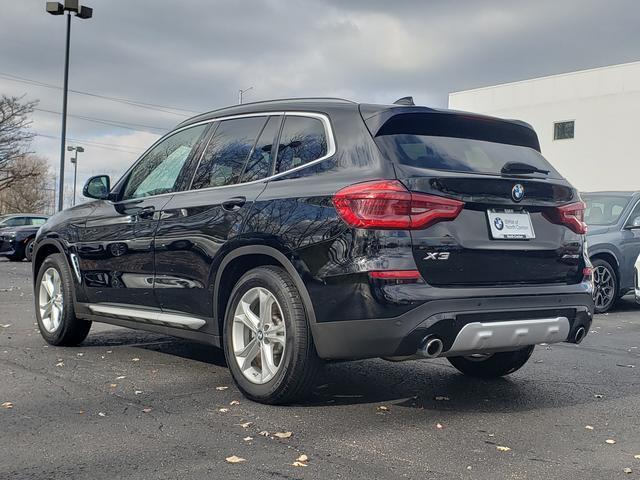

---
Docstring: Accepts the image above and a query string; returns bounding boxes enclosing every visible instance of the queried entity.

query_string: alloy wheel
[39,267,64,333]
[593,265,615,311]
[232,287,286,384]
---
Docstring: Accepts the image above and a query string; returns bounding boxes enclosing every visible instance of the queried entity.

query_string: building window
[554,121,574,140]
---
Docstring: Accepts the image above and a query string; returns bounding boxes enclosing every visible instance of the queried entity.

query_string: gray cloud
[1,0,639,200]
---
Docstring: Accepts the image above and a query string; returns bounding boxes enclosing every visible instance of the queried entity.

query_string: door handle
[222,196,246,212]
[137,206,156,219]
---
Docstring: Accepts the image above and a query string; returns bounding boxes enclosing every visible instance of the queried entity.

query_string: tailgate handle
[222,196,246,212]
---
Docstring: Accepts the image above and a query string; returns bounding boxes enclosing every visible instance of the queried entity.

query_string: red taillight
[543,201,588,234]
[333,180,464,230]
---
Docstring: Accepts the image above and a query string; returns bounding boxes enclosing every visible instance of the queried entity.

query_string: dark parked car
[0,214,48,231]
[0,218,48,262]
[583,191,640,313]
[32,98,594,404]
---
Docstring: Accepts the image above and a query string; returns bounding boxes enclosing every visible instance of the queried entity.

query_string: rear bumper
[311,292,593,360]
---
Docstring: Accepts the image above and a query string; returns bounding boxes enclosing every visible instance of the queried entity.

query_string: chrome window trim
[109,110,336,203]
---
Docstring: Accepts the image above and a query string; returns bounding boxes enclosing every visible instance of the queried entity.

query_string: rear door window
[191,117,267,189]
[275,115,328,174]
[30,218,47,226]
[240,116,281,183]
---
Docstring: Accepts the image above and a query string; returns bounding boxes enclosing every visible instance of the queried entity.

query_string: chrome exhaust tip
[418,336,444,358]
[573,327,586,344]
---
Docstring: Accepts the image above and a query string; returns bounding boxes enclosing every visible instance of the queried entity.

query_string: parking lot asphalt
[0,258,639,480]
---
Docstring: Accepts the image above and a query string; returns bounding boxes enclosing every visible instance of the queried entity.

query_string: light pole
[46,1,93,212]
[238,86,253,104]
[67,145,84,206]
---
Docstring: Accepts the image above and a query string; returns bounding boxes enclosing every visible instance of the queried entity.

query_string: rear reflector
[333,180,464,230]
[543,201,588,234]
[369,270,422,280]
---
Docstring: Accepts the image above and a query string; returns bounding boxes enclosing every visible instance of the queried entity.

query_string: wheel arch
[213,246,317,340]
[32,239,66,284]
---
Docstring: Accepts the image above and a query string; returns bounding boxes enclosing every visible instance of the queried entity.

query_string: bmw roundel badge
[494,217,504,230]
[512,183,525,202]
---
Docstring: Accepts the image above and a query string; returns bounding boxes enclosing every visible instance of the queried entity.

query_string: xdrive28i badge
[511,183,525,202]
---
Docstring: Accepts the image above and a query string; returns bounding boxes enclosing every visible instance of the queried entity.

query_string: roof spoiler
[393,96,415,106]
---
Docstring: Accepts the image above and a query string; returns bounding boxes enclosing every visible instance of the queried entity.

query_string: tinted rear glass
[583,194,631,226]
[374,112,561,178]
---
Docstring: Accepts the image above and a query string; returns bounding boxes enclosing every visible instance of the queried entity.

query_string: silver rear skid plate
[443,316,570,356]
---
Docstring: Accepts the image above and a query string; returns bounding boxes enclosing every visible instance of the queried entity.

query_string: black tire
[35,253,91,346]
[591,258,618,314]
[223,266,321,405]
[447,345,535,378]
[24,238,35,262]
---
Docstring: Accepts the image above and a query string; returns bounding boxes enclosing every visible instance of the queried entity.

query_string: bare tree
[0,95,39,193]
[0,155,52,214]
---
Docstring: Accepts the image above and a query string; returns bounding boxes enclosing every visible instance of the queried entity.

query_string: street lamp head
[67,146,75,151]
[63,0,79,12]
[76,146,84,152]
[77,5,92,19]
[46,2,64,15]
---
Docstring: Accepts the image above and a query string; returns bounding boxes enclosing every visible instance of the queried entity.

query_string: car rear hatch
[366,109,587,287]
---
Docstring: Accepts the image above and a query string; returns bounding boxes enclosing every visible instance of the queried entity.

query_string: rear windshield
[374,112,561,178]
[583,194,631,226]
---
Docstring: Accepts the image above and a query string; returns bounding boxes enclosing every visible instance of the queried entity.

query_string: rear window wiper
[501,161,549,175]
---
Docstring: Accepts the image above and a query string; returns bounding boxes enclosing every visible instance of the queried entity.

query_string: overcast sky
[1,0,639,206]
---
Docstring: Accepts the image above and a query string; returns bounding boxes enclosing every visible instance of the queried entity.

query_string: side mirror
[83,175,111,200]
[631,216,640,228]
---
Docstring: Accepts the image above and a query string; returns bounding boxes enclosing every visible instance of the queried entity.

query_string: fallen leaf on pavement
[496,446,512,452]
[436,423,444,430]
[258,431,269,436]
[216,386,228,391]
[219,408,229,413]
[292,461,308,467]
[116,376,126,380]
[606,439,616,444]
[230,400,240,405]
[585,425,594,430]
[376,405,390,412]
[616,364,635,368]
[142,407,152,413]
[274,431,293,439]
[239,422,252,428]
[297,455,309,462]
[594,394,604,399]
[77,410,85,415]
[1,402,14,409]
[243,437,253,442]
[131,358,140,362]
[55,362,64,367]
[624,468,632,474]
[1,324,11,328]
[225,455,245,464]
[98,412,106,417]
[109,384,117,388]
[134,390,143,395]
[634,454,640,459]
[76,353,84,357]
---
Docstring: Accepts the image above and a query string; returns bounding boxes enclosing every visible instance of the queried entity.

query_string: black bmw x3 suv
[32,98,594,404]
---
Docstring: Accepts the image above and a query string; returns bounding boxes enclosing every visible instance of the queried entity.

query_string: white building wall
[448,62,640,191]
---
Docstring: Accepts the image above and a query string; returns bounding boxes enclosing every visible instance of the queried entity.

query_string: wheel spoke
[259,290,275,324]
[239,301,259,332]
[43,275,54,297]
[240,339,260,371]
[261,342,277,381]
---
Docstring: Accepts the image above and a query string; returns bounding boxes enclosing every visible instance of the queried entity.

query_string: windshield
[375,134,561,178]
[583,195,631,226]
